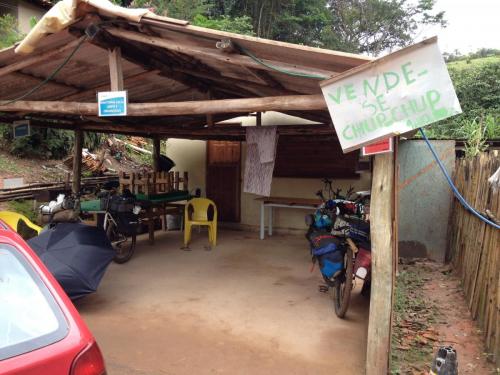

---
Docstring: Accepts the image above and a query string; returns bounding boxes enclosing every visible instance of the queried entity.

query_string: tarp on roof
[16,0,152,54]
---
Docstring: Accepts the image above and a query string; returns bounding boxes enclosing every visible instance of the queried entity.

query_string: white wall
[166,138,371,231]
[166,138,206,195]
[239,142,371,229]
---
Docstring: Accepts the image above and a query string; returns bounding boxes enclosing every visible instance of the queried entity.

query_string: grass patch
[0,153,20,175]
[448,55,500,70]
[8,200,38,223]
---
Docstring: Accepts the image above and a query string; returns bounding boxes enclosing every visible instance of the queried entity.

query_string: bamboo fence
[448,151,500,366]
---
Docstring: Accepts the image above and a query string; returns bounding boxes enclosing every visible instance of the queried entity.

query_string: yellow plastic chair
[0,211,42,235]
[184,198,217,248]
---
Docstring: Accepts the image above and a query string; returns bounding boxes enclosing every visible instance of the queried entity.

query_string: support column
[206,89,214,127]
[260,201,265,240]
[366,153,395,375]
[72,129,83,195]
[152,137,161,172]
[268,206,273,236]
[108,47,124,91]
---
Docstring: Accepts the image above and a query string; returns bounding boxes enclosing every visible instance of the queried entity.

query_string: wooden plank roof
[0,5,372,140]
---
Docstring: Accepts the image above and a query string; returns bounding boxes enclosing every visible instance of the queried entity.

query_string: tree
[322,0,446,55]
[192,14,254,35]
[212,0,331,45]
[127,1,446,56]
[130,0,254,34]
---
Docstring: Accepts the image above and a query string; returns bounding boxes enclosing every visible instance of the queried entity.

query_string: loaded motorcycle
[305,179,372,318]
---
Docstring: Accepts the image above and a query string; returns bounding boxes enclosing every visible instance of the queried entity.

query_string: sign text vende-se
[320,37,462,153]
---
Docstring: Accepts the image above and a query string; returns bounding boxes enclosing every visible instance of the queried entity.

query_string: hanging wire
[234,42,328,80]
[419,128,499,230]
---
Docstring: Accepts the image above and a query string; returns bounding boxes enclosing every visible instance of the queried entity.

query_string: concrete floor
[75,229,369,375]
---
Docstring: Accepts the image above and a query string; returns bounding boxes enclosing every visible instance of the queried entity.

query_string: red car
[0,220,106,375]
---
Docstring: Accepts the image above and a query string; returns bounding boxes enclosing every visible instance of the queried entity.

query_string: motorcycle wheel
[332,246,354,318]
[106,223,136,264]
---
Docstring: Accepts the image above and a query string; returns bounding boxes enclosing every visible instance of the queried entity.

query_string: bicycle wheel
[106,223,136,264]
[332,246,354,318]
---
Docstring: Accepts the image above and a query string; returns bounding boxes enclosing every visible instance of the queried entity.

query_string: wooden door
[206,141,241,222]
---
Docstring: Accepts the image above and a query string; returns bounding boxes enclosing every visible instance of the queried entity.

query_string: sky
[417,0,499,54]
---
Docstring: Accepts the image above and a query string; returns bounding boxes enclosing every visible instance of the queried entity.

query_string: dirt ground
[0,150,66,185]
[391,260,496,374]
[75,229,369,375]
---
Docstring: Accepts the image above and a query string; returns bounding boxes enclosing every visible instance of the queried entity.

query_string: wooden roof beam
[106,27,338,79]
[108,47,124,91]
[0,94,327,116]
[70,28,210,95]
[29,120,335,140]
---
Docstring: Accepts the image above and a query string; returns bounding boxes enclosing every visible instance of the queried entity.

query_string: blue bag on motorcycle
[307,231,344,278]
[318,250,344,278]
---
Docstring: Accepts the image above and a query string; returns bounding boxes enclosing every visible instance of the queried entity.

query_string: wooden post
[108,47,124,91]
[366,153,395,375]
[256,112,262,127]
[152,137,161,172]
[72,130,83,195]
[206,90,214,127]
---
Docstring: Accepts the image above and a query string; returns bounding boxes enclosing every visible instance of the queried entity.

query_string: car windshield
[0,243,68,361]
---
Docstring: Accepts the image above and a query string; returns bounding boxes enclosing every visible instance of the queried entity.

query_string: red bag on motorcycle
[353,247,371,280]
[307,231,341,256]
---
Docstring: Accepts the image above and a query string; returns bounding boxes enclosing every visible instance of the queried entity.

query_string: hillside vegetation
[425,55,500,156]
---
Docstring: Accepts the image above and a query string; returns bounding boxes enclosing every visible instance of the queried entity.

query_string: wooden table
[255,196,320,240]
[140,201,187,244]
[81,198,187,245]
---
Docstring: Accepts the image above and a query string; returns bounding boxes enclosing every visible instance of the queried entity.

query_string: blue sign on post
[98,91,128,117]
[13,120,31,138]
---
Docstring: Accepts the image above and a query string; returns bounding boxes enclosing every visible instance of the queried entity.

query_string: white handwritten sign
[320,37,462,153]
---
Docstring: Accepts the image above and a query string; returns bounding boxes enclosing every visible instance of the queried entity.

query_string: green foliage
[0,124,105,159]
[323,0,446,55]
[215,0,331,45]
[130,0,210,18]
[461,117,492,158]
[270,0,331,46]
[192,14,254,35]
[8,200,38,224]
[127,0,445,55]
[0,14,23,49]
[444,47,500,63]
[29,16,38,29]
[426,58,500,143]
